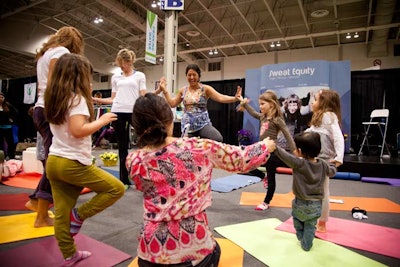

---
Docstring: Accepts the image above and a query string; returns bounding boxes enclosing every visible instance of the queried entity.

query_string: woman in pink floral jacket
[126,93,275,267]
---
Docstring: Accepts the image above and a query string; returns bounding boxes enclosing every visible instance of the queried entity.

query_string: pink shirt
[126,137,270,265]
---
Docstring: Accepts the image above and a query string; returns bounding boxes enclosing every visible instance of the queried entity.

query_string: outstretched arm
[206,85,242,104]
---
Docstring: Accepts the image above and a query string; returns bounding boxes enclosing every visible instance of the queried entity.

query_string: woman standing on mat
[93,48,147,189]
[126,93,275,267]
[237,90,296,211]
[305,89,344,232]
[25,26,84,227]
[158,64,242,142]
[45,53,125,266]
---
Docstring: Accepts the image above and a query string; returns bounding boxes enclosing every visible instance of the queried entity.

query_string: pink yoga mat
[0,234,132,267]
[276,216,400,259]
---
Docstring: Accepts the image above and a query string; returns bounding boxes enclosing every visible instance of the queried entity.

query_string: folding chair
[358,109,390,157]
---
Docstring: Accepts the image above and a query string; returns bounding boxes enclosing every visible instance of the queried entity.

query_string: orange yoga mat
[1,172,91,194]
[240,191,400,213]
[128,238,244,267]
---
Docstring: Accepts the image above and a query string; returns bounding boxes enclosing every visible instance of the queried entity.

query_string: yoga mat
[211,174,261,193]
[240,191,400,213]
[128,238,244,267]
[362,177,400,186]
[276,167,293,174]
[1,172,42,189]
[1,172,91,194]
[0,193,30,210]
[333,172,361,181]
[0,212,54,244]
[214,218,385,267]
[276,217,400,259]
[0,234,131,267]
[103,167,120,178]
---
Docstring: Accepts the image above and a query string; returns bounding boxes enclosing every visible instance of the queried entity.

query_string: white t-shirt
[111,70,146,113]
[35,46,70,108]
[49,96,92,165]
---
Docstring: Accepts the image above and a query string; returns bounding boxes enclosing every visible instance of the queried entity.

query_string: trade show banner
[244,60,351,152]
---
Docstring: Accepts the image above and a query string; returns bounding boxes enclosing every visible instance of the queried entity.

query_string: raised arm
[159,77,183,108]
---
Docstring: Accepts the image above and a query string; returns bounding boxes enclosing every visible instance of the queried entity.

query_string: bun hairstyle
[132,93,173,148]
[115,48,136,66]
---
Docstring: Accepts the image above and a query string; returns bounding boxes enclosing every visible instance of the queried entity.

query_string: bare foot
[25,199,38,212]
[316,221,326,233]
[34,216,54,228]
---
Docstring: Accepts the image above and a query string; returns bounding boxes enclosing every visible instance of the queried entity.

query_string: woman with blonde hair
[93,48,146,189]
[25,26,84,228]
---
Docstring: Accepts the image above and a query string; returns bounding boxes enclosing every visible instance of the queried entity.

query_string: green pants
[46,155,125,258]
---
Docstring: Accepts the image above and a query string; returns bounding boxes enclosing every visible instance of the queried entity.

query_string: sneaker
[255,203,269,211]
[62,251,91,266]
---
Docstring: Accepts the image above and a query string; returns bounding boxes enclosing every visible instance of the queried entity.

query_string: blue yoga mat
[332,172,360,181]
[102,167,119,178]
[211,174,261,193]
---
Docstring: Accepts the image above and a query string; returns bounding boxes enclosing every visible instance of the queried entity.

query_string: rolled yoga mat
[276,167,293,174]
[332,172,361,181]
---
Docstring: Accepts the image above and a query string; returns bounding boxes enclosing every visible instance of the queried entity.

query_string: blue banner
[244,60,351,152]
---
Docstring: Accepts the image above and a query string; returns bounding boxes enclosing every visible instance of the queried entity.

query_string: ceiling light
[270,42,275,48]
[94,17,103,24]
[310,9,329,18]
[346,33,351,39]
[186,43,190,47]
[186,30,200,37]
[159,56,163,62]
[208,49,213,55]
[213,49,218,55]
[157,1,161,6]
[354,32,359,38]
[276,41,281,47]
[151,1,157,8]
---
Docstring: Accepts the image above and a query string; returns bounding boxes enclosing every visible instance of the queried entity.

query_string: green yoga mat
[214,218,386,267]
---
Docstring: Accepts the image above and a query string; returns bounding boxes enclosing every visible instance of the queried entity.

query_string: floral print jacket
[126,137,270,265]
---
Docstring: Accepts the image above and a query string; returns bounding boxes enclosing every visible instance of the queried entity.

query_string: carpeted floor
[0,148,399,267]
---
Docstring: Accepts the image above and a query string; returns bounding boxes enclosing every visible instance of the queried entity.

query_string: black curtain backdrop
[205,79,245,145]
[351,68,400,153]
[4,69,399,151]
[2,76,37,142]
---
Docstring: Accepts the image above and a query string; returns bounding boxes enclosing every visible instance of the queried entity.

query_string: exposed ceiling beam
[229,0,268,54]
[176,23,400,56]
[297,0,314,48]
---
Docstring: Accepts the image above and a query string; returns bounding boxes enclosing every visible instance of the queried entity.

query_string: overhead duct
[368,0,396,57]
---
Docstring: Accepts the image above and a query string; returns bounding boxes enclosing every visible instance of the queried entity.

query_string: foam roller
[332,172,361,181]
[276,167,293,174]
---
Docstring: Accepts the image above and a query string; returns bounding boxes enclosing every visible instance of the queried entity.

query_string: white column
[163,10,178,94]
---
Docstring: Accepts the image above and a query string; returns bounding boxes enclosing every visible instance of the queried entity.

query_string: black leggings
[263,152,288,204]
[138,241,221,267]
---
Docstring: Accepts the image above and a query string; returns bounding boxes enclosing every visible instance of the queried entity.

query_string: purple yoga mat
[361,177,400,186]
[0,234,131,267]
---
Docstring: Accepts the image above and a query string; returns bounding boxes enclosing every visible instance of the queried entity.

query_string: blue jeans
[292,198,322,251]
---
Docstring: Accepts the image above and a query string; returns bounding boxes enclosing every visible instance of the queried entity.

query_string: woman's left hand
[235,86,242,101]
